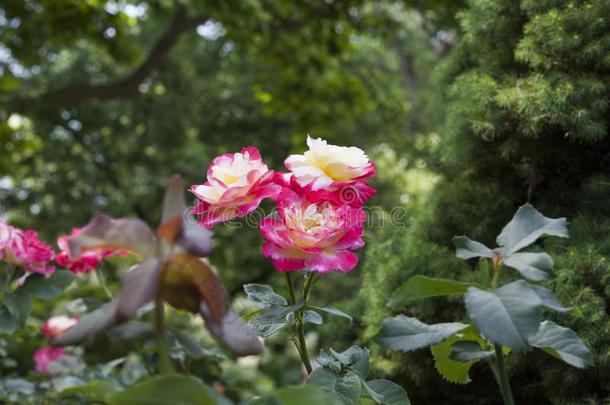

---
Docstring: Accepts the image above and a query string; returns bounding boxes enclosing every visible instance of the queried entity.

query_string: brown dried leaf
[161,253,228,324]
[157,174,213,257]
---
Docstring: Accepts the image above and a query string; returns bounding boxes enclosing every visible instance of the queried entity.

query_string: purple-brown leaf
[68,213,156,258]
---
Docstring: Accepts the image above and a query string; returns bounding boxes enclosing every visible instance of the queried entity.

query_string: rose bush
[0,139,594,405]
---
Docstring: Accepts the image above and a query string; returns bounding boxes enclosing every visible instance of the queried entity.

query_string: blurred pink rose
[260,188,366,273]
[0,220,21,261]
[190,146,281,228]
[0,220,55,276]
[33,346,65,375]
[55,227,124,273]
[42,315,79,338]
[22,231,55,276]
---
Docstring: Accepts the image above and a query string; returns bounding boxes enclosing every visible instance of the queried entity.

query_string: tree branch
[11,7,207,109]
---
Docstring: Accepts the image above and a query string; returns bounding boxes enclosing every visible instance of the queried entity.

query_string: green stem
[285,272,313,374]
[286,272,297,305]
[303,272,317,301]
[494,344,515,405]
[154,297,173,375]
[491,271,500,290]
[296,321,312,374]
[94,267,112,299]
[285,272,303,355]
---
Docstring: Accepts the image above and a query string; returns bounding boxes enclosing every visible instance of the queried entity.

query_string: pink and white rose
[273,171,376,208]
[190,146,281,228]
[0,220,21,261]
[0,220,55,276]
[260,188,366,273]
[42,315,79,338]
[22,231,55,276]
[284,136,376,205]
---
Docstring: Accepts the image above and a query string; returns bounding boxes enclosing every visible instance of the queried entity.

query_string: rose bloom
[56,227,124,273]
[273,171,376,208]
[0,220,55,276]
[284,136,376,205]
[33,346,65,375]
[260,188,366,273]
[42,315,79,338]
[190,146,281,228]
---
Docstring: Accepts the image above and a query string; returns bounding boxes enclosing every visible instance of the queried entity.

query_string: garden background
[0,0,609,403]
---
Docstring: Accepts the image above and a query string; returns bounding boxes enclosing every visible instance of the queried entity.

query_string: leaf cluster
[377,204,592,385]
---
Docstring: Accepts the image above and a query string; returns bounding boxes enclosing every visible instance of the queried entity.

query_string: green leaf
[58,380,118,402]
[342,346,370,379]
[329,348,351,365]
[449,341,493,361]
[243,308,263,321]
[170,328,226,361]
[22,271,76,300]
[503,252,553,281]
[165,326,226,362]
[317,349,343,372]
[496,204,568,256]
[317,346,370,378]
[430,326,483,384]
[307,368,362,405]
[244,284,287,308]
[303,310,323,325]
[106,374,216,405]
[465,280,542,349]
[452,236,495,260]
[308,305,352,322]
[0,289,39,333]
[530,285,572,313]
[254,385,333,405]
[3,290,32,329]
[250,321,287,338]
[250,300,304,337]
[388,276,479,309]
[0,305,17,334]
[363,380,410,405]
[362,381,385,403]
[529,321,593,368]
[376,315,468,352]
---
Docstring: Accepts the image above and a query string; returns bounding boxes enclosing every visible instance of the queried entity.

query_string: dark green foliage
[360,0,609,403]
[538,214,610,403]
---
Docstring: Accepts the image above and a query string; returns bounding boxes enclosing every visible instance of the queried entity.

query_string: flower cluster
[55,227,125,273]
[191,136,375,273]
[34,315,78,375]
[0,220,55,276]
